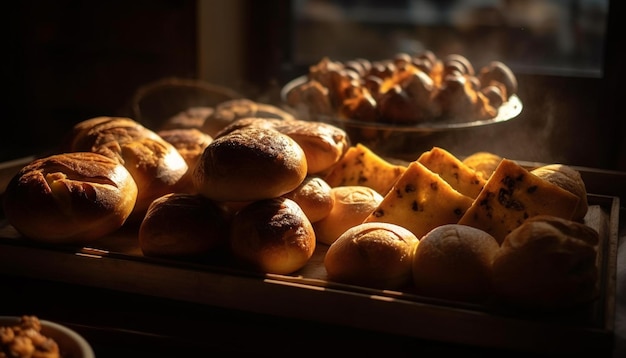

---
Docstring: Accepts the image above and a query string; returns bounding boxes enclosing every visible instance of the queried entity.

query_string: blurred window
[291,0,609,77]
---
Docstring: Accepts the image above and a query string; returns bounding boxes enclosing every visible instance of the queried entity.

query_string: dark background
[2,0,625,171]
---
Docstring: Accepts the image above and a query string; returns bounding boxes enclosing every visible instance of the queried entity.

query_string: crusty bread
[201,99,295,137]
[229,197,316,274]
[492,215,600,310]
[139,193,229,259]
[216,117,350,175]
[530,164,588,222]
[64,116,189,219]
[2,152,138,244]
[193,127,308,202]
[324,222,419,289]
[412,224,499,303]
[313,186,383,245]
[157,128,213,194]
[282,176,334,223]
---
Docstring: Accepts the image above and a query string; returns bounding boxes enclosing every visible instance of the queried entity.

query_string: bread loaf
[2,152,138,244]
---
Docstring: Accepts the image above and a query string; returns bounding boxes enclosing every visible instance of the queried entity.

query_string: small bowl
[0,316,95,358]
[281,75,523,160]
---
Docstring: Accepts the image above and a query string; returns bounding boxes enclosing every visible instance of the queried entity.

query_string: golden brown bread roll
[229,197,316,274]
[216,117,350,175]
[64,116,189,219]
[157,128,213,194]
[461,151,503,180]
[138,193,229,259]
[324,222,419,289]
[2,152,138,244]
[530,164,588,221]
[313,186,383,245]
[492,215,599,310]
[411,224,499,303]
[282,176,334,223]
[193,127,308,202]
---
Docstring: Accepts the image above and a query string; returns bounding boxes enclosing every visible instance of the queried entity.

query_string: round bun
[193,127,307,202]
[462,151,503,180]
[139,193,229,259]
[64,116,189,219]
[282,176,334,223]
[313,186,384,245]
[216,117,350,175]
[324,222,419,289]
[229,197,316,274]
[412,224,499,303]
[157,128,213,193]
[530,164,588,221]
[2,152,138,244]
[492,215,600,310]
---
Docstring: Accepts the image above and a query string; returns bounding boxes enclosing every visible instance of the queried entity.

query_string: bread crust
[2,152,138,243]
[324,222,419,289]
[193,127,307,202]
[229,197,315,274]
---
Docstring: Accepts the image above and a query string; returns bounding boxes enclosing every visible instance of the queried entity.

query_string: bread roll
[492,215,600,310]
[313,186,383,245]
[229,197,316,274]
[530,164,588,221]
[64,116,188,219]
[282,176,334,223]
[411,224,499,303]
[324,222,419,289]
[139,193,229,259]
[461,151,503,180]
[216,117,350,175]
[2,152,138,244]
[157,128,213,193]
[193,127,307,202]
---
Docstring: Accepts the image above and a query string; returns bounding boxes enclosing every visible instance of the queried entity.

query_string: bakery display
[2,152,137,244]
[412,224,499,303]
[492,215,600,310]
[63,116,189,219]
[139,193,229,259]
[193,127,308,202]
[229,197,316,274]
[313,185,383,245]
[324,222,419,289]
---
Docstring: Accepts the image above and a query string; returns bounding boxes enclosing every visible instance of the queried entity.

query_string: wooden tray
[0,160,619,356]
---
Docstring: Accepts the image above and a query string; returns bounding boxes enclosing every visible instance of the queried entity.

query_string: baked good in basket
[229,197,316,274]
[530,163,588,222]
[193,127,307,202]
[324,222,419,290]
[2,152,137,244]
